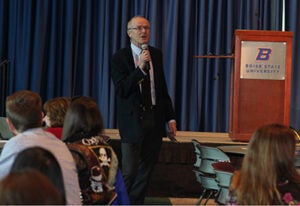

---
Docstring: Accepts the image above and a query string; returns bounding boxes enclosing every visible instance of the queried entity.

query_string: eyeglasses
[127,26,150,31]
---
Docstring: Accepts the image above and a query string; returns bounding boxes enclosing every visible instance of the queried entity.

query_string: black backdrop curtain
[0,0,299,132]
[287,1,300,131]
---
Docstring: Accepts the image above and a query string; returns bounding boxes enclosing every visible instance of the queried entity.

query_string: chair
[211,161,235,173]
[194,170,220,205]
[199,145,231,175]
[0,117,14,140]
[192,139,205,204]
[191,139,202,168]
[212,162,234,204]
[193,144,231,205]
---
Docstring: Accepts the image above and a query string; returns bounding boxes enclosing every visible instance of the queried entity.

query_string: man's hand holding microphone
[139,44,151,72]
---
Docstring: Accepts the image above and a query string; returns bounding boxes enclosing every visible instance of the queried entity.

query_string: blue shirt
[0,128,82,205]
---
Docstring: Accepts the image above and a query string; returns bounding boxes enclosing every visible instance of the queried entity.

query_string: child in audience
[43,97,71,139]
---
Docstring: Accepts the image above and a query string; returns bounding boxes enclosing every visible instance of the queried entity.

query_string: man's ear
[6,118,18,135]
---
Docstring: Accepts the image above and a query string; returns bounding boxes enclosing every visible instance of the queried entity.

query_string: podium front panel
[238,79,285,133]
[229,30,293,141]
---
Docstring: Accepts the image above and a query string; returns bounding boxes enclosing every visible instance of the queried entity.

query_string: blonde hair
[230,124,300,205]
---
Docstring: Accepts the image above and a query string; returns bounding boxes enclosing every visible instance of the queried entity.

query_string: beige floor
[144,197,216,205]
[169,197,216,205]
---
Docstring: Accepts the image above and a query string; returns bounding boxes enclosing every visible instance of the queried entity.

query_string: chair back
[199,159,216,174]
[193,170,220,205]
[0,117,14,140]
[198,145,230,175]
[211,161,235,173]
[193,169,203,184]
[200,175,219,191]
[212,162,234,204]
[191,143,232,205]
[191,139,202,168]
[214,169,233,188]
[199,145,231,161]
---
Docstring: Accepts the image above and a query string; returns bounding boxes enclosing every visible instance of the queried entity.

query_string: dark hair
[0,169,64,205]
[6,90,42,132]
[10,147,66,203]
[62,96,104,142]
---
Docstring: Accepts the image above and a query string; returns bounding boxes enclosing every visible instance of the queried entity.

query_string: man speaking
[111,16,177,204]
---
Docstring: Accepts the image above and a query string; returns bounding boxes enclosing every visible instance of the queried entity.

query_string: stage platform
[104,129,248,145]
[104,129,248,198]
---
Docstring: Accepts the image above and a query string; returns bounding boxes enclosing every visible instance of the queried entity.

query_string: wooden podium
[229,30,293,141]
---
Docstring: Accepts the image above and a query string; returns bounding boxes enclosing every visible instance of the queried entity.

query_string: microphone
[141,44,148,50]
[141,44,150,71]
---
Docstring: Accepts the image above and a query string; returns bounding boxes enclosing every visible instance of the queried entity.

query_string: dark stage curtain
[1,0,299,132]
[286,1,300,131]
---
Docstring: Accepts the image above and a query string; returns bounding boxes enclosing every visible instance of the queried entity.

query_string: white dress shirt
[131,43,156,105]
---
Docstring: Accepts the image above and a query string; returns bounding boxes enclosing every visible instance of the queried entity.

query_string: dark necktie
[141,69,152,107]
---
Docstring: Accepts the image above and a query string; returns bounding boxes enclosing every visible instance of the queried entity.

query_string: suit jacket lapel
[125,47,136,71]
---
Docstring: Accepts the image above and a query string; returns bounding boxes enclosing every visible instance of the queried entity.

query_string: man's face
[127,17,150,48]
[43,113,51,127]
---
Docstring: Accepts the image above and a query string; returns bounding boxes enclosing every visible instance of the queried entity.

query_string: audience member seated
[0,90,81,205]
[62,96,130,205]
[10,146,66,203]
[227,124,300,205]
[43,97,71,139]
[0,169,64,205]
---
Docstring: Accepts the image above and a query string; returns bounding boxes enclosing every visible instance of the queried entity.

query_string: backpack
[67,136,118,205]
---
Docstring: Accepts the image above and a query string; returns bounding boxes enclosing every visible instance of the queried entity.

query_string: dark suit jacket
[111,46,175,143]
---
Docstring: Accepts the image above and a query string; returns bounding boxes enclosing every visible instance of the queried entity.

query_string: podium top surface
[235,29,293,37]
